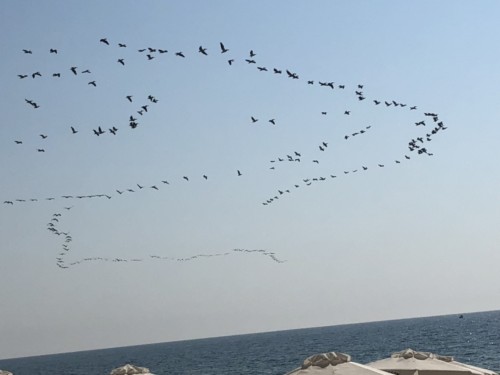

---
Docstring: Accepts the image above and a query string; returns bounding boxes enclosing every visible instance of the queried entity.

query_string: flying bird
[175,52,185,58]
[70,126,78,134]
[100,38,109,45]
[70,67,77,75]
[220,42,229,53]
[126,95,133,102]
[117,58,125,65]
[198,46,207,55]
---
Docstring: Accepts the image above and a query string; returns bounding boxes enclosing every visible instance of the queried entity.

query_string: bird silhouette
[22,49,32,54]
[198,46,208,55]
[70,126,78,134]
[100,38,109,45]
[237,170,242,176]
[70,67,78,75]
[88,81,96,87]
[175,52,185,58]
[117,58,125,65]
[50,48,58,54]
[220,42,229,53]
[126,95,133,102]
[18,74,28,79]
[118,43,126,48]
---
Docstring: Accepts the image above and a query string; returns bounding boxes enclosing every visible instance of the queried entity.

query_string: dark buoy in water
[459,314,464,319]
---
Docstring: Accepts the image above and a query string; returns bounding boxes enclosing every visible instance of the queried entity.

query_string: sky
[1,0,500,360]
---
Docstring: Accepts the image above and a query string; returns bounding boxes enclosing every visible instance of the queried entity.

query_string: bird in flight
[100,38,109,45]
[50,48,58,54]
[220,42,229,53]
[126,95,133,102]
[70,67,78,75]
[198,46,207,55]
[175,52,185,58]
[118,43,126,48]
[23,49,32,54]
[237,170,242,176]
[88,81,96,87]
[117,58,125,66]
[18,74,28,79]
[70,126,78,134]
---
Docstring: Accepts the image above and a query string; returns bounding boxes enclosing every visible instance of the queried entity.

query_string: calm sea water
[1,310,499,375]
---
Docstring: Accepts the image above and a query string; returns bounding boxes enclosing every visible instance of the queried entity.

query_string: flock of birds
[47,207,284,269]
[5,38,447,269]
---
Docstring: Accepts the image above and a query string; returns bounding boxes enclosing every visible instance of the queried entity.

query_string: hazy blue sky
[1,0,500,360]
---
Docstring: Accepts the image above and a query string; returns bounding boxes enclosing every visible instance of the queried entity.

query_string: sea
[1,310,499,375]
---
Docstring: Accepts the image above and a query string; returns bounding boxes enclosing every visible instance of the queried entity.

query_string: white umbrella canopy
[286,352,396,375]
[367,349,486,375]
[436,356,498,375]
[109,363,154,375]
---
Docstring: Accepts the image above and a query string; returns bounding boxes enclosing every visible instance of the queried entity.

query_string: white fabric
[109,363,153,375]
[368,349,485,375]
[286,352,394,375]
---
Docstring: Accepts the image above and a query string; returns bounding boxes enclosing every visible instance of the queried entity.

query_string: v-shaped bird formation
[4,38,448,269]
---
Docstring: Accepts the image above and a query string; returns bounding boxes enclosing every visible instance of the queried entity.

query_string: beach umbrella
[109,363,154,375]
[367,349,486,375]
[0,370,13,375]
[286,351,396,375]
[435,356,498,375]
